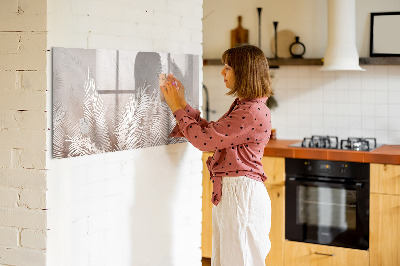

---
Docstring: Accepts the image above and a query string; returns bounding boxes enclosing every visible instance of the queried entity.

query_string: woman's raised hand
[172,76,187,108]
[160,75,186,113]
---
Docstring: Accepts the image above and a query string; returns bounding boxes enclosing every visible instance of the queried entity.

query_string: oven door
[285,177,369,250]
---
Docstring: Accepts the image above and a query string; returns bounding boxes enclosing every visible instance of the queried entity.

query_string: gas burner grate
[340,137,377,151]
[295,136,379,151]
[301,135,339,149]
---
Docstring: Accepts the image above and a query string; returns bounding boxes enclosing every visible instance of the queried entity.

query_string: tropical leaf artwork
[52,47,200,158]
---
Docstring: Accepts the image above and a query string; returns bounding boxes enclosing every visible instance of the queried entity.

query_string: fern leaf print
[52,47,199,158]
[82,69,111,153]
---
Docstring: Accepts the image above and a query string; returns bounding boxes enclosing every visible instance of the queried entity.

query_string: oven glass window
[297,186,356,230]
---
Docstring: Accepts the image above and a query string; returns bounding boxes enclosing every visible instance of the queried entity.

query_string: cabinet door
[264,184,284,266]
[284,241,369,266]
[261,156,285,185]
[202,152,213,258]
[370,163,400,195]
[370,193,400,266]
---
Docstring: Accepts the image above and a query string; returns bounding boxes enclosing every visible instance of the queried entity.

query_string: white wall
[0,1,48,265]
[203,0,326,59]
[203,0,400,58]
[46,0,203,266]
[203,0,400,145]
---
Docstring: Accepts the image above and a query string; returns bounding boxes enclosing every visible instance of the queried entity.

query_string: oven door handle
[287,177,364,189]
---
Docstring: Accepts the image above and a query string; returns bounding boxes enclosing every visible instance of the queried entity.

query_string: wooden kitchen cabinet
[370,193,400,266]
[262,156,285,266]
[370,163,400,195]
[261,156,285,186]
[202,152,213,258]
[264,184,285,266]
[201,154,286,265]
[284,241,369,266]
[370,163,400,266]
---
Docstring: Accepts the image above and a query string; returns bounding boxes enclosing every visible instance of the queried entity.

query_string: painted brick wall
[46,0,203,266]
[0,0,48,265]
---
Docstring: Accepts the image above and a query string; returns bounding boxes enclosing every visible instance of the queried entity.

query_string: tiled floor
[202,257,211,266]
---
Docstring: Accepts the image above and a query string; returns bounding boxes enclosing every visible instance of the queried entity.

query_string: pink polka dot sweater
[169,97,272,206]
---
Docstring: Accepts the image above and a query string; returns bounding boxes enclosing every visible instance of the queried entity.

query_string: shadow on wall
[129,52,202,264]
[129,53,180,264]
[129,144,191,265]
[129,52,189,266]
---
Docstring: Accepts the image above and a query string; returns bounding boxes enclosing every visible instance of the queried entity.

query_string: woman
[161,44,273,266]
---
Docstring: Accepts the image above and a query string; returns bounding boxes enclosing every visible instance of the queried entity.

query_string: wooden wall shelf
[268,58,323,67]
[203,57,400,67]
[359,57,400,65]
[203,58,323,67]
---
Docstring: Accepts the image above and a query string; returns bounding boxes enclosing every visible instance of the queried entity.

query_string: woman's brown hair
[221,44,273,99]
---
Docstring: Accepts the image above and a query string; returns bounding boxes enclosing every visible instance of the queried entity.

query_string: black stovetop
[289,135,382,151]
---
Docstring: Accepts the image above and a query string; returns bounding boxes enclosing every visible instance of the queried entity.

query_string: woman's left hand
[160,76,185,113]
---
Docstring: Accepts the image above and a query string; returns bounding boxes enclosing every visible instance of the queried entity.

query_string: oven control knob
[304,162,312,171]
[340,164,347,174]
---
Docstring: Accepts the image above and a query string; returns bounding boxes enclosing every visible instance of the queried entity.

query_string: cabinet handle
[314,252,335,257]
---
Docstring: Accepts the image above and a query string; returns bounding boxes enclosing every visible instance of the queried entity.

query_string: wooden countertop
[263,139,400,165]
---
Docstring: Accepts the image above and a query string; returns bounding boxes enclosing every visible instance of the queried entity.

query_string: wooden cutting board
[231,16,249,48]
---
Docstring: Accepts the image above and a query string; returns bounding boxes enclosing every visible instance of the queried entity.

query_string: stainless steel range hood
[320,0,365,71]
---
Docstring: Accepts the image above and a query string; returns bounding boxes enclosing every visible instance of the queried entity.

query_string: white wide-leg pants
[211,176,271,266]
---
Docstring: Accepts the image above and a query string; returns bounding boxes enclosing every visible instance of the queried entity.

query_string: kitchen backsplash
[203,65,400,144]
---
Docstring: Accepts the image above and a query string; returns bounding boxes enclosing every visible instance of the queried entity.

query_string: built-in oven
[285,158,370,250]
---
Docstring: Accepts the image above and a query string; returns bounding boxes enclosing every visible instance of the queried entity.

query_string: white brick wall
[0,0,48,265]
[0,227,19,247]
[0,187,19,208]
[46,1,203,266]
[0,248,46,266]
[21,229,47,250]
